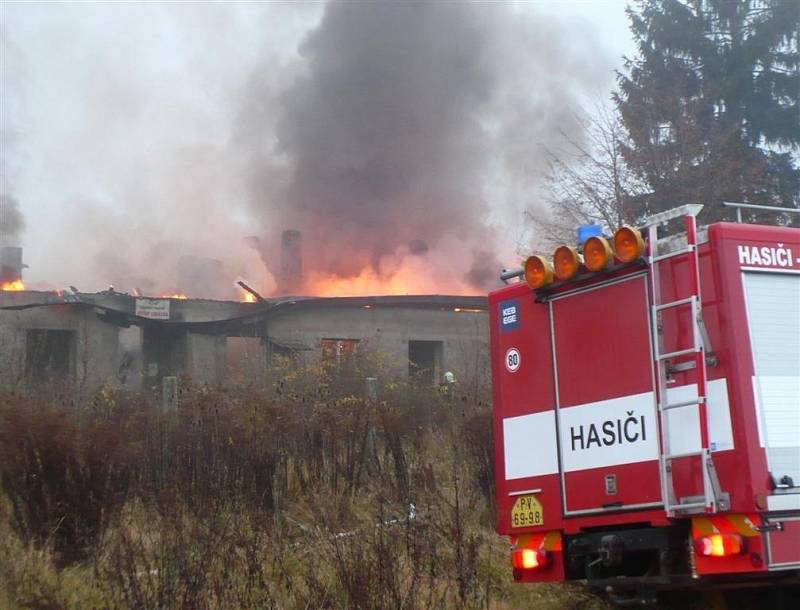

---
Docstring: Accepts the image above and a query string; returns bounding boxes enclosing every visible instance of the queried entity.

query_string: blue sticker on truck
[500,299,520,331]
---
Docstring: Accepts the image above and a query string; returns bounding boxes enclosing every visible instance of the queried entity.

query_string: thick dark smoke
[276,1,494,280]
[244,0,606,291]
[0,194,25,244]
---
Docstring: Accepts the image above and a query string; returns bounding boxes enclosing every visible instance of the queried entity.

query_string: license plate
[511,495,543,528]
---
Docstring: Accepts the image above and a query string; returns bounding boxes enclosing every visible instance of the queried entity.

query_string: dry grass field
[0,360,612,610]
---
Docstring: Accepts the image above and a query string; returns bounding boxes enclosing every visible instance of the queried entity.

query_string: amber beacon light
[583,236,613,272]
[613,226,645,263]
[524,255,554,290]
[553,246,582,281]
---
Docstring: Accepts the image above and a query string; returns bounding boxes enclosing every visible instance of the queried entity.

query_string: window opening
[408,340,443,386]
[25,329,75,383]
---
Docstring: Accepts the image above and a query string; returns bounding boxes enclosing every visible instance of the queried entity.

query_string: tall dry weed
[0,363,604,609]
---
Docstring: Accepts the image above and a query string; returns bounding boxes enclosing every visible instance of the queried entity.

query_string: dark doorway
[408,340,443,386]
[142,326,187,386]
[25,329,75,383]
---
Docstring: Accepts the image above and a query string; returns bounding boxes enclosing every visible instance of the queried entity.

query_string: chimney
[0,246,24,284]
[280,229,303,295]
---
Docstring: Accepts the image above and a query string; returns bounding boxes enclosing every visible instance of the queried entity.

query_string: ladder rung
[665,450,704,460]
[652,245,694,263]
[655,296,695,311]
[667,360,697,373]
[657,347,697,361]
[661,397,705,411]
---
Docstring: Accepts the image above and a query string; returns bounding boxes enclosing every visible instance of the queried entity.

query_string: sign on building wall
[135,298,171,320]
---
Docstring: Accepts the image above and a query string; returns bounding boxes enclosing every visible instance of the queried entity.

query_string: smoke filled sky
[1,1,634,296]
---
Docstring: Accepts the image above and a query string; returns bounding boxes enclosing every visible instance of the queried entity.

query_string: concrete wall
[186,333,226,385]
[1,294,489,393]
[265,305,489,387]
[226,336,268,385]
[0,305,120,392]
[0,310,229,392]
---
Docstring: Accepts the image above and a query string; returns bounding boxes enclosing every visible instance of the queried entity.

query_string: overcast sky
[1,1,636,293]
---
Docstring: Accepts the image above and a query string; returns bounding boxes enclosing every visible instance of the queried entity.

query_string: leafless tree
[529,104,648,248]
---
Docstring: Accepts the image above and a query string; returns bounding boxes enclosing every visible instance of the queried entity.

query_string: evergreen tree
[616,0,800,223]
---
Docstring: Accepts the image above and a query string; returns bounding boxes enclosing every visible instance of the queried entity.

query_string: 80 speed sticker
[505,347,521,372]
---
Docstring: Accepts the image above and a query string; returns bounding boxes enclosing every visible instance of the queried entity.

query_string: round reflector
[613,226,645,263]
[583,236,613,272]
[553,246,581,281]
[524,255,553,290]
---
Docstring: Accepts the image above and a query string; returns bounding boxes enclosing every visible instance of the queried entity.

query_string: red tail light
[695,533,745,557]
[511,548,548,570]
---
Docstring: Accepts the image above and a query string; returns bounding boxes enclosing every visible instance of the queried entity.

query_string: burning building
[0,226,489,394]
[1,0,599,393]
[0,287,488,394]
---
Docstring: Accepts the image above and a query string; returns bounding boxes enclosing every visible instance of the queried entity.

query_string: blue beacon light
[577,224,603,247]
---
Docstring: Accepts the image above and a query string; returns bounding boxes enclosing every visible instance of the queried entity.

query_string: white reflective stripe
[503,379,734,479]
[503,411,558,480]
[664,378,734,455]
[558,391,659,472]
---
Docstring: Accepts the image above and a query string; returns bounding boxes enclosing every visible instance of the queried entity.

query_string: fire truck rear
[489,204,800,603]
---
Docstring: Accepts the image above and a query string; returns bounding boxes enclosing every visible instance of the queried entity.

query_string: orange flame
[306,261,481,297]
[160,293,188,300]
[1,280,25,292]
[242,291,257,303]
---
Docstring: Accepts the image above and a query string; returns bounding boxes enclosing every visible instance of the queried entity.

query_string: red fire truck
[489,204,800,604]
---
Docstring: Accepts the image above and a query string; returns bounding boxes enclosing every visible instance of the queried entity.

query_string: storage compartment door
[766,516,800,570]
[743,271,800,487]
[552,275,662,514]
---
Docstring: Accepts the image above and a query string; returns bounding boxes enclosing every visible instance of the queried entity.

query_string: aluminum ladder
[642,204,728,516]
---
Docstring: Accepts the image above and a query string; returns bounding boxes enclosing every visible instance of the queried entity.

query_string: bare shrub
[96,499,279,610]
[0,365,605,609]
[0,392,134,563]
